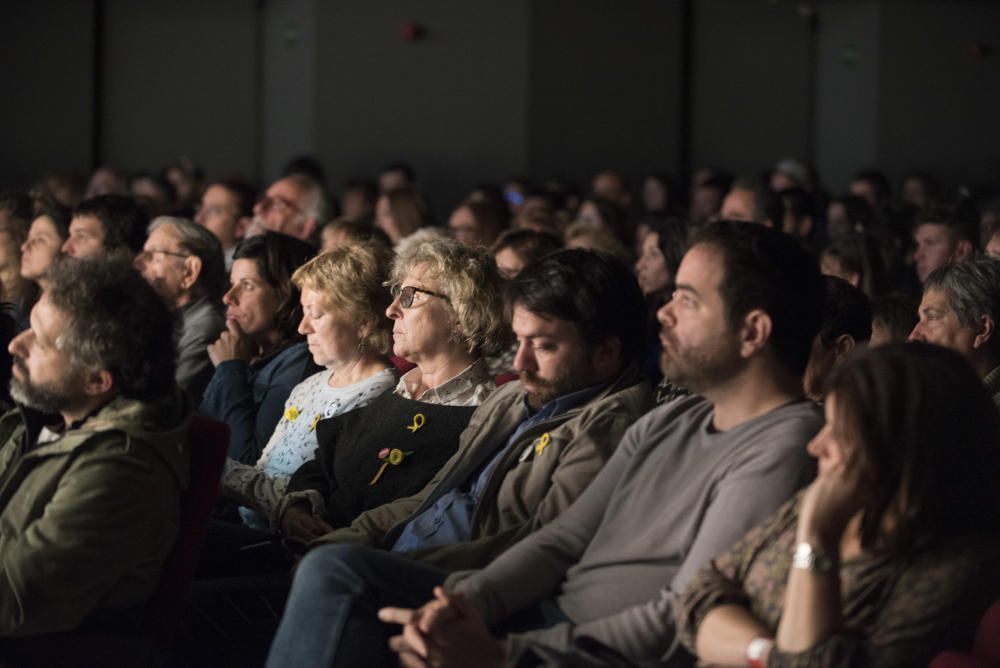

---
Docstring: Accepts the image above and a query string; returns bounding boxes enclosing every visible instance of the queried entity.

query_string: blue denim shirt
[390,382,607,553]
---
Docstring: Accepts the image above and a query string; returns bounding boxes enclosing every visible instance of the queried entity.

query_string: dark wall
[0,1,95,189]
[315,0,531,216]
[527,0,683,190]
[102,0,257,178]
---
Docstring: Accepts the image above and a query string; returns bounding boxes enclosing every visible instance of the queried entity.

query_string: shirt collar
[522,379,610,422]
[395,358,494,406]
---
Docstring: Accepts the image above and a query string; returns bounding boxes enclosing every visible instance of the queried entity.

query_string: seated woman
[200,232,321,464]
[221,241,399,530]
[676,342,1000,667]
[277,237,508,542]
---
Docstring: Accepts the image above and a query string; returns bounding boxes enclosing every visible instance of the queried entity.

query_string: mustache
[519,371,553,388]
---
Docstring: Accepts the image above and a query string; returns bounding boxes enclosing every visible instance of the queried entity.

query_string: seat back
[143,414,229,648]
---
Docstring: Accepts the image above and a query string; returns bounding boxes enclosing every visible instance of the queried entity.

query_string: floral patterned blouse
[675,493,1000,667]
[223,367,397,528]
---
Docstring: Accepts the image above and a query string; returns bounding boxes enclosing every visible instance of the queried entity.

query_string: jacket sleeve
[200,350,310,465]
[0,442,179,636]
[417,409,639,572]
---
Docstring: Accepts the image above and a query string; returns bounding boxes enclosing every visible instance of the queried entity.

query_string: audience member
[824,195,876,242]
[563,222,632,264]
[591,170,631,210]
[819,232,889,298]
[689,172,730,227]
[0,194,36,318]
[195,180,255,270]
[721,178,780,227]
[909,256,1000,405]
[130,171,177,219]
[84,166,128,198]
[378,162,416,194]
[491,228,562,280]
[640,172,675,216]
[319,217,391,252]
[267,222,823,667]
[341,177,378,223]
[135,216,226,405]
[803,276,872,401]
[448,200,507,248]
[912,204,976,284]
[20,201,71,292]
[869,293,918,347]
[635,216,688,383]
[675,343,1000,667]
[200,232,320,464]
[63,194,145,260]
[575,197,632,248]
[375,187,432,246]
[0,258,187,648]
[248,175,327,244]
[901,171,939,214]
[164,159,205,211]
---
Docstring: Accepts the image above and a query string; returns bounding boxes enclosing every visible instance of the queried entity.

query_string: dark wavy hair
[505,248,646,365]
[46,258,177,399]
[829,342,1000,556]
[232,232,316,343]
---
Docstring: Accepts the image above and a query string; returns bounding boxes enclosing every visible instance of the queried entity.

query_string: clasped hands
[378,586,507,668]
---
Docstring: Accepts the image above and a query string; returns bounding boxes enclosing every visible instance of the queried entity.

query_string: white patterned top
[223,367,397,528]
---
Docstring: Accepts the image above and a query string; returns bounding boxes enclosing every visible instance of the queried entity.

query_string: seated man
[0,258,189,652]
[62,194,145,260]
[912,204,976,284]
[267,222,826,667]
[276,249,653,571]
[136,216,226,405]
[909,255,1000,405]
[803,276,872,401]
[246,174,327,243]
[195,179,255,271]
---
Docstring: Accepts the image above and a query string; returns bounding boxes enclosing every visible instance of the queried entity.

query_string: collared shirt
[391,381,608,554]
[394,358,494,407]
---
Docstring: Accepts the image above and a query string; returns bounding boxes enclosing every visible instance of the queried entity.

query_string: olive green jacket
[0,392,190,637]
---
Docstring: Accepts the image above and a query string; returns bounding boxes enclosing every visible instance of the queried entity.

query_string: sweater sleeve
[448,419,642,626]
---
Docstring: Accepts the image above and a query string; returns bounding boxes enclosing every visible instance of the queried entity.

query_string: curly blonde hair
[292,241,394,355]
[389,237,508,356]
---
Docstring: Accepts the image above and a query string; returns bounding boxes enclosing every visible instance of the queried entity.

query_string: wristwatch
[746,636,774,668]
[792,542,835,573]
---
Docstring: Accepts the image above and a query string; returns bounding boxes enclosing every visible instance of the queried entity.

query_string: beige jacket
[307,365,653,570]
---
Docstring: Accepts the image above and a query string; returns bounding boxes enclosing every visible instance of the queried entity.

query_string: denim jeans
[265,544,449,668]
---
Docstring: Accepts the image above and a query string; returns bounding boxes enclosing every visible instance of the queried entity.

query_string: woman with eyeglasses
[275,237,508,545]
[200,232,321,465]
[673,343,1000,667]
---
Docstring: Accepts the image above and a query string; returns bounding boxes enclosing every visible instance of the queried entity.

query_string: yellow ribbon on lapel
[406,413,426,433]
[535,432,551,457]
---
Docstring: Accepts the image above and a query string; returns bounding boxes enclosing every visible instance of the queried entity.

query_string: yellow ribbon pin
[535,433,551,457]
[284,406,300,421]
[406,413,426,433]
[309,414,321,432]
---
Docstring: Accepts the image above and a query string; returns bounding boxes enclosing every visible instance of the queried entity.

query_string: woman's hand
[797,463,869,547]
[208,319,257,366]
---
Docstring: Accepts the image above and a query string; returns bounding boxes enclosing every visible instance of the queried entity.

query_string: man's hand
[380,587,507,668]
[279,503,334,542]
[208,319,257,366]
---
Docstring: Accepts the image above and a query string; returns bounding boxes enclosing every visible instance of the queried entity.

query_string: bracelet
[792,542,835,573]
[746,636,774,668]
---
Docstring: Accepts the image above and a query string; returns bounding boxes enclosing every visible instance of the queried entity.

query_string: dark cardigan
[286,392,476,529]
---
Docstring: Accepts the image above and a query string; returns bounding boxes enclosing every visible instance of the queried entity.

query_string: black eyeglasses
[391,285,450,308]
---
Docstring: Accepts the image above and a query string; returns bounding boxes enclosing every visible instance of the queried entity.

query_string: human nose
[222,284,239,306]
[298,312,312,335]
[60,238,73,255]
[513,341,536,373]
[9,329,30,358]
[656,299,676,329]
[805,424,830,459]
[386,295,403,320]
[908,321,925,342]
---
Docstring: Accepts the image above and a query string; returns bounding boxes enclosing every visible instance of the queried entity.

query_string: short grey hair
[925,255,1000,345]
[287,174,328,224]
[148,216,226,300]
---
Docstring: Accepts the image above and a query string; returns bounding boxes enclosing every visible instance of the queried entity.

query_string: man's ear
[180,255,202,291]
[739,309,772,358]
[953,239,973,262]
[82,369,114,397]
[300,217,318,243]
[973,315,995,350]
[833,333,856,364]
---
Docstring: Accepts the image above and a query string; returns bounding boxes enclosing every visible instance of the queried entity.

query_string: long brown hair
[829,342,1000,557]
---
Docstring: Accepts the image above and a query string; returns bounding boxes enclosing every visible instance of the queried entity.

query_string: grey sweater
[449,394,823,663]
